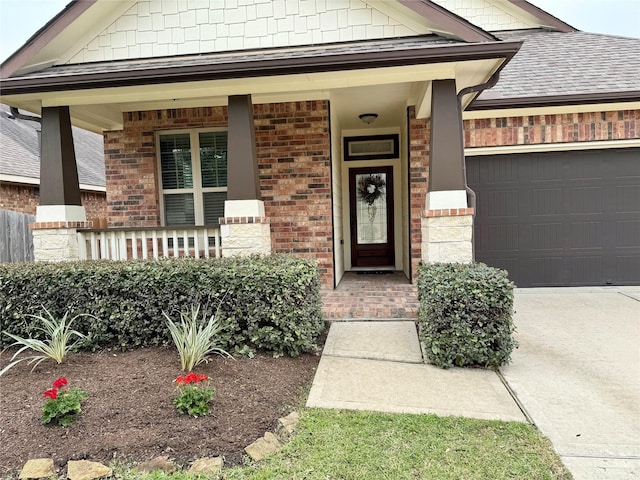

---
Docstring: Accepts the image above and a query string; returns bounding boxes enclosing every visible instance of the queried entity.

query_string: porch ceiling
[1,56,505,134]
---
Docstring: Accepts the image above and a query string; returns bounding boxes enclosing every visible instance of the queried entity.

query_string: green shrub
[0,255,325,357]
[417,262,516,369]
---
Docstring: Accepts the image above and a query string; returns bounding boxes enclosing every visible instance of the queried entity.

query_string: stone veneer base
[421,209,474,264]
[29,221,93,262]
[220,216,271,256]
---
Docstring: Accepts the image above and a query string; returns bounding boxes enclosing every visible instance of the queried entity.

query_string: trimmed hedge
[0,255,325,357]
[417,262,517,369]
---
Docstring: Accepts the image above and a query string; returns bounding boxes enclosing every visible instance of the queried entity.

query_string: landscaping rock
[245,432,282,461]
[278,411,300,434]
[134,456,177,473]
[188,457,224,475]
[66,460,111,480]
[19,459,55,479]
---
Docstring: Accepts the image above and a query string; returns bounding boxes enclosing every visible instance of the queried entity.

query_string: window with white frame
[158,130,228,226]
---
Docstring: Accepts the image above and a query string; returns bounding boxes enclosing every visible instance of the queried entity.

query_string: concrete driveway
[503,287,640,480]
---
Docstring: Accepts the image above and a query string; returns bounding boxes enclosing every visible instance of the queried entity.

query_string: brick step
[321,272,419,319]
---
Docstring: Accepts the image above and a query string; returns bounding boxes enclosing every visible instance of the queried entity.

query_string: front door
[349,166,395,268]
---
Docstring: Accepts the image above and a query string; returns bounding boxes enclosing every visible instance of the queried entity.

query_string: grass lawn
[117,409,572,480]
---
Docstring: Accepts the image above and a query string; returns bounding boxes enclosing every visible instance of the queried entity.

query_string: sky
[0,0,639,63]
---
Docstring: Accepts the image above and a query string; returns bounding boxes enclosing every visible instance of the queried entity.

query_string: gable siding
[69,0,418,64]
[432,0,530,31]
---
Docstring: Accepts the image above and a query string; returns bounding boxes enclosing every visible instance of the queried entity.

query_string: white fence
[78,226,221,260]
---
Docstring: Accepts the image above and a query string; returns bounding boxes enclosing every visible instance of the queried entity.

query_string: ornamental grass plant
[0,307,89,376]
[164,304,232,372]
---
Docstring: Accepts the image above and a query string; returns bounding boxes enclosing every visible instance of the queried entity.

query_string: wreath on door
[357,174,386,206]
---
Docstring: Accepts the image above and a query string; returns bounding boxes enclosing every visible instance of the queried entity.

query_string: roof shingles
[17,36,461,80]
[0,104,105,187]
[479,29,640,100]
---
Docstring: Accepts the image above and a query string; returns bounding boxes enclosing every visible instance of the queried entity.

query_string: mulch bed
[0,346,321,478]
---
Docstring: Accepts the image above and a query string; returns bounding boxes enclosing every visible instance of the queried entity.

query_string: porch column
[220,94,271,256]
[30,106,91,262]
[37,106,85,222]
[421,79,473,264]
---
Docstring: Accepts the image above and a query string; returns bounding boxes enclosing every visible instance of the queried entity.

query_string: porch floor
[321,271,419,321]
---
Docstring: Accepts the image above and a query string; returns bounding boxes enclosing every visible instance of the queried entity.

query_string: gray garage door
[466,148,640,287]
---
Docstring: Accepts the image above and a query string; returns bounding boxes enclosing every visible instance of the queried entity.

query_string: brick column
[30,221,92,262]
[421,208,474,263]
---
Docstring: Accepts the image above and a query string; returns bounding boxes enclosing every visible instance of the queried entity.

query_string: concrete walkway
[307,321,525,421]
[307,287,640,480]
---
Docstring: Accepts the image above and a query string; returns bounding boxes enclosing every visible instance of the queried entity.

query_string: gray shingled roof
[0,104,105,187]
[478,29,640,101]
[17,36,461,80]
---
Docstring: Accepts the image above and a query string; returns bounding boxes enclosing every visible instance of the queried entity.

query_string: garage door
[466,148,640,287]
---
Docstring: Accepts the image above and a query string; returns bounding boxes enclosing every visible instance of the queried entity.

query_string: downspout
[10,107,43,160]
[9,106,41,123]
[456,71,501,262]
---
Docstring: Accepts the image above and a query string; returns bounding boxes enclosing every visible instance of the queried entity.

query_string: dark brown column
[227,94,260,200]
[39,106,81,206]
[429,79,466,192]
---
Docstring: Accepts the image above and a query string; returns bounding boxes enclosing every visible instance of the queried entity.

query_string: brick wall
[465,110,640,147]
[0,183,106,219]
[0,184,38,214]
[254,101,333,284]
[407,107,430,280]
[102,103,637,287]
[103,102,334,285]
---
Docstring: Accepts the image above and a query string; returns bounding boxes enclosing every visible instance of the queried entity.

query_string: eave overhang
[468,90,640,111]
[0,174,106,192]
[397,0,498,42]
[0,40,522,97]
[0,0,97,78]
[505,0,576,32]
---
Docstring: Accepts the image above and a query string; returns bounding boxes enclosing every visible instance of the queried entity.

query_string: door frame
[348,165,395,268]
[337,128,406,276]
[341,158,402,272]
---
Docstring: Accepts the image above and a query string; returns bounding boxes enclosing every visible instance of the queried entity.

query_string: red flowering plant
[173,372,215,417]
[41,377,88,426]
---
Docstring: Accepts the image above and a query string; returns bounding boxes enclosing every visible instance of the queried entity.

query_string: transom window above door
[158,130,227,226]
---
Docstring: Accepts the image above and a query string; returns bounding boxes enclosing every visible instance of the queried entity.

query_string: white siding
[69,0,419,64]
[431,0,530,31]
